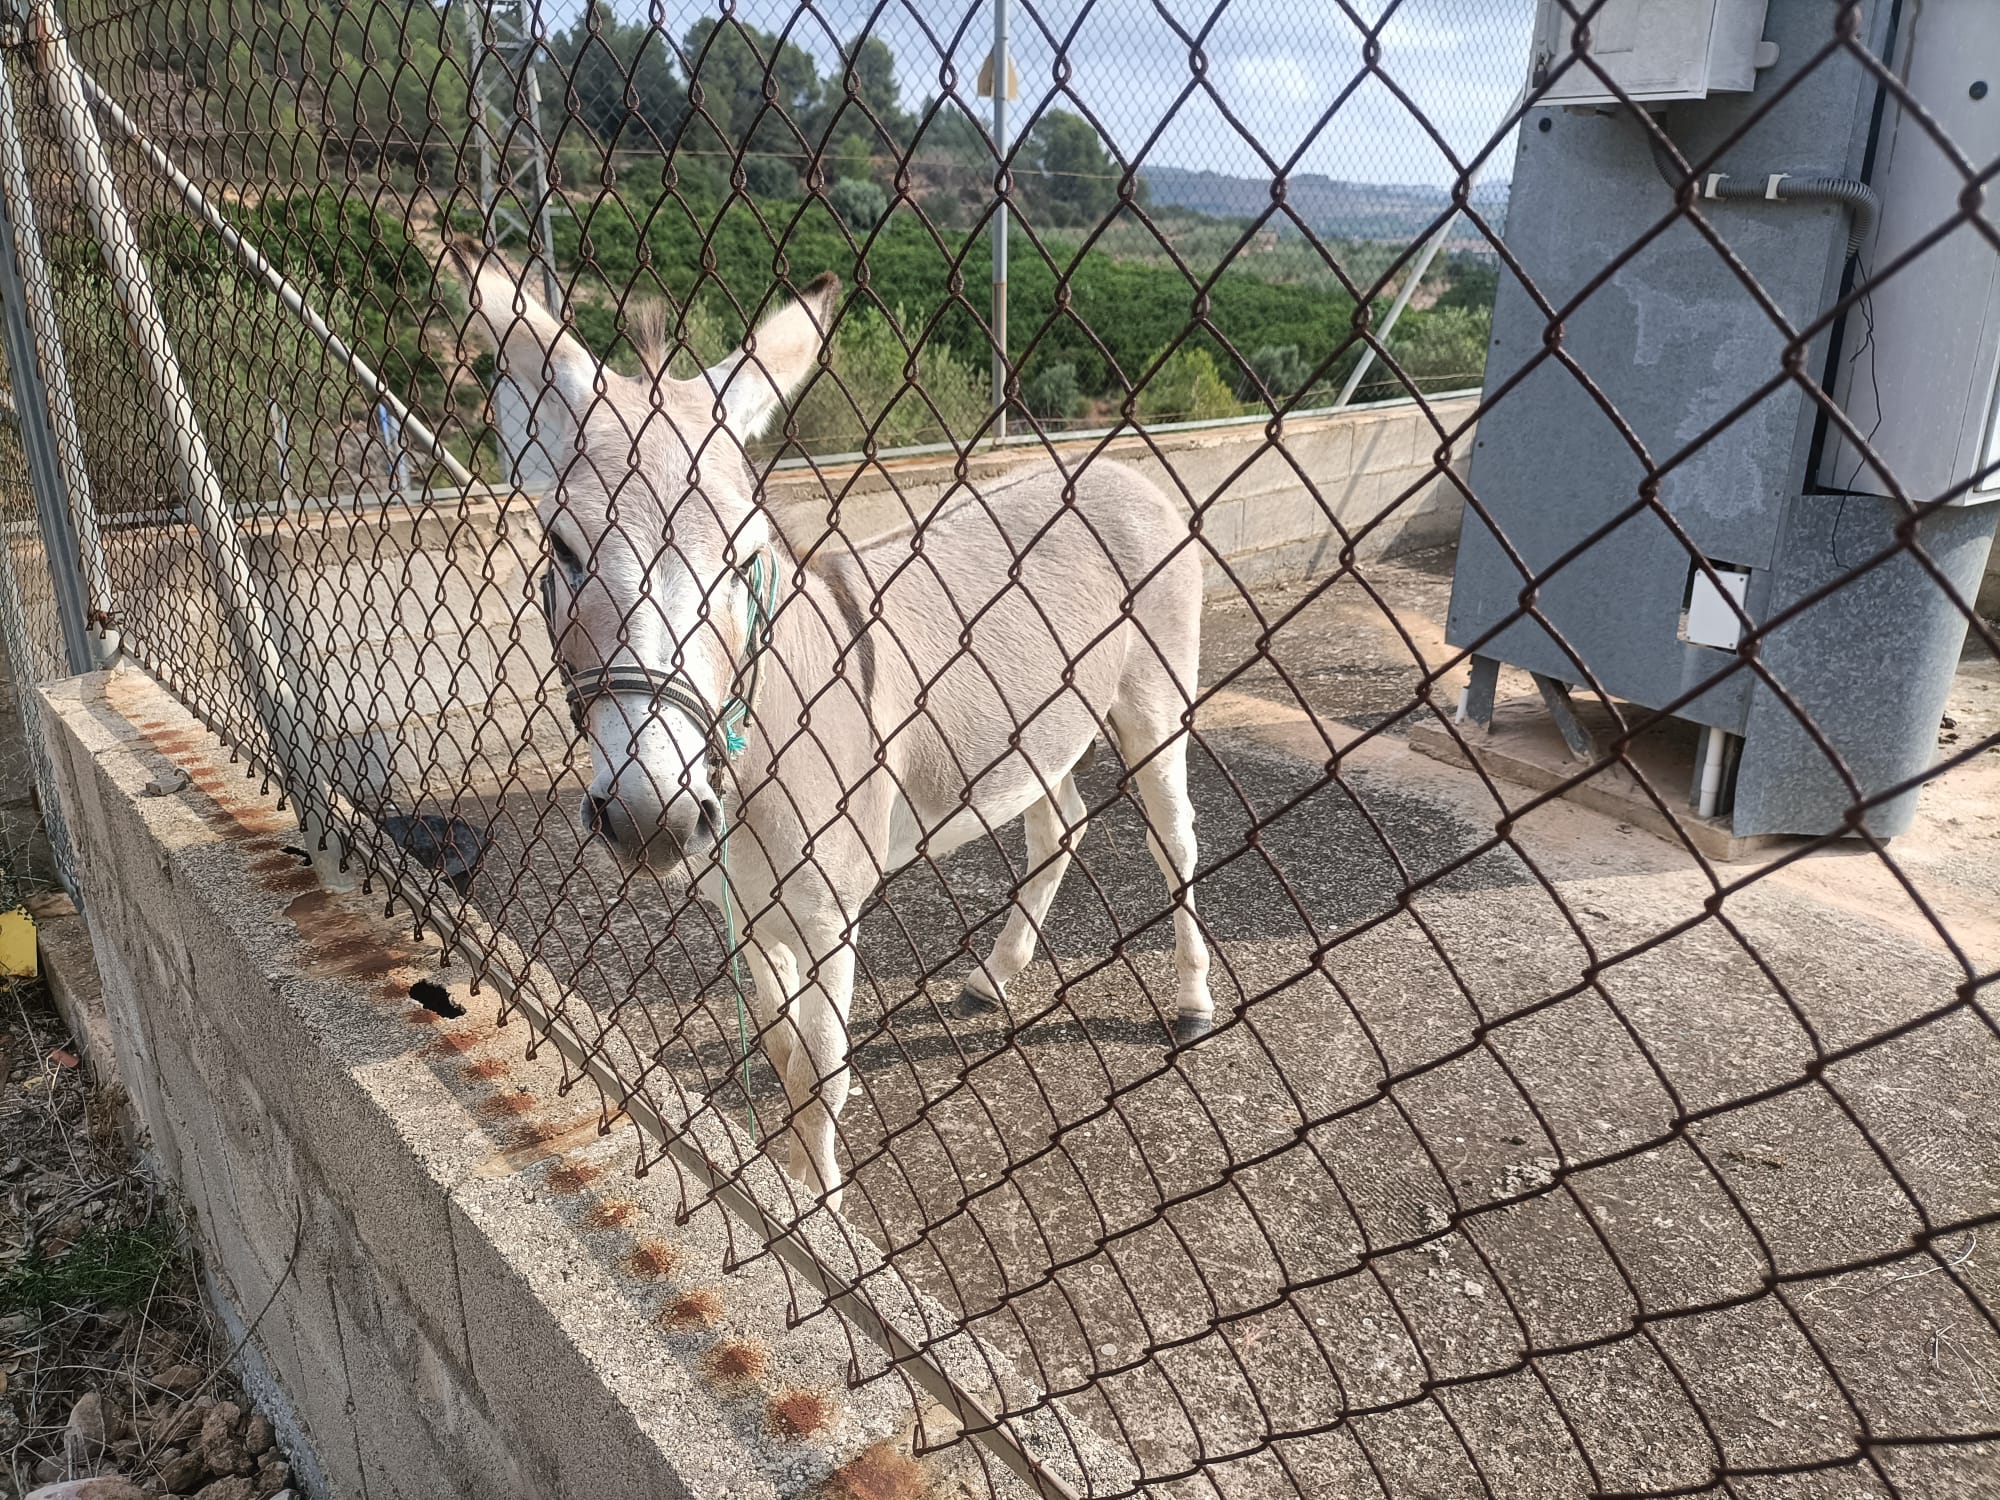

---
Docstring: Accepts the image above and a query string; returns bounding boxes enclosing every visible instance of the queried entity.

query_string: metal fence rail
[0,0,1994,1496]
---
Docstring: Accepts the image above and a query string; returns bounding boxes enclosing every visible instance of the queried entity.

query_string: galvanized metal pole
[74,68,474,489]
[1332,80,1527,411]
[461,0,499,231]
[31,0,336,857]
[463,0,562,491]
[989,0,1009,442]
[0,51,110,658]
[267,400,294,511]
[0,233,91,673]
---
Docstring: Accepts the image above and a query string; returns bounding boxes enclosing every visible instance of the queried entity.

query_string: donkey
[451,242,1212,1211]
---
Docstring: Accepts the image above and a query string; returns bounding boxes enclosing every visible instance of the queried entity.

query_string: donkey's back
[842,456,1202,866]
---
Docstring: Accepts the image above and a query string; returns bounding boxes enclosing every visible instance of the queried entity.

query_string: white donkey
[452,242,1211,1210]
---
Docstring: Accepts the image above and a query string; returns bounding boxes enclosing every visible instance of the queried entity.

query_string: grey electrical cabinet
[1445,0,2000,838]
[1531,0,1775,104]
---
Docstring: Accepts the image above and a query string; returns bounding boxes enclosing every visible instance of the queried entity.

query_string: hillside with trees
[68,0,1498,477]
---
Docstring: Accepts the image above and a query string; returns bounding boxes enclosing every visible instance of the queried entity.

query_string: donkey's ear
[699,273,840,443]
[446,237,605,414]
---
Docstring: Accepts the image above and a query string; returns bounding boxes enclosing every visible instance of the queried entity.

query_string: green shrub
[1022,361,1083,422]
[1367,305,1491,398]
[827,177,889,232]
[1238,344,1312,404]
[788,305,987,453]
[1137,347,1243,424]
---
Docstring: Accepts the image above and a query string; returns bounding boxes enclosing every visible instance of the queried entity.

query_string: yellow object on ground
[0,906,37,977]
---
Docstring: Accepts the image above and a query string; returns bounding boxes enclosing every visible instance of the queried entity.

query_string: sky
[539,0,1537,187]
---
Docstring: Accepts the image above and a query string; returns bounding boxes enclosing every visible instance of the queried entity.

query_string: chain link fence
[0,0,1994,1495]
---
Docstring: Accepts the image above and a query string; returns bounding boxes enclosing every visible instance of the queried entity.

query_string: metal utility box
[1446,0,2000,839]
[1532,0,1775,105]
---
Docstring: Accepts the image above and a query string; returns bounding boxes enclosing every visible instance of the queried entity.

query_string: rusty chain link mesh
[0,0,1995,1494]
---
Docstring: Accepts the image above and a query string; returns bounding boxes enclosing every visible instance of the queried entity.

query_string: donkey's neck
[749,517,879,759]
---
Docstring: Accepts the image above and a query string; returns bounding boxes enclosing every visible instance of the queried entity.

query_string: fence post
[0,49,110,664]
[28,0,340,867]
[988,0,1010,442]
[0,244,90,675]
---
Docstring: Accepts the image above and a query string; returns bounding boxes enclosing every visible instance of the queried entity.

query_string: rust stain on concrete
[476,1090,537,1119]
[767,1388,837,1441]
[825,1442,931,1500]
[704,1335,769,1389]
[626,1236,681,1280]
[660,1288,725,1330]
[582,1197,638,1229]
[472,1114,608,1179]
[544,1162,606,1195]
[281,887,428,988]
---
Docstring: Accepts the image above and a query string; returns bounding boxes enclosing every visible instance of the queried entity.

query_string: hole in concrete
[409,980,465,1019]
[279,845,313,865]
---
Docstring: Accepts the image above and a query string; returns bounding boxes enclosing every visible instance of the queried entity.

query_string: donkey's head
[450,241,837,867]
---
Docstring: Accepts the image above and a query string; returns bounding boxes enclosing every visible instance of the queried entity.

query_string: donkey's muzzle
[580,787,722,865]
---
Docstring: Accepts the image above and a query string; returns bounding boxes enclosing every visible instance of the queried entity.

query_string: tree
[911,97,992,225]
[828,177,889,231]
[1237,345,1312,404]
[814,36,911,178]
[1138,348,1242,424]
[681,18,822,168]
[1023,361,1083,422]
[551,5,688,153]
[1434,251,1499,314]
[1019,110,1121,228]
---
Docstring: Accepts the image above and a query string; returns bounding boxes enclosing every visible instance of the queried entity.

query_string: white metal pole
[1332,80,1528,410]
[1696,724,1728,820]
[516,0,564,319]
[267,399,293,511]
[0,49,111,655]
[32,0,336,861]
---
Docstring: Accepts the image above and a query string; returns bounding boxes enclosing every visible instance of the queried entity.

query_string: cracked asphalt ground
[353,544,2000,1499]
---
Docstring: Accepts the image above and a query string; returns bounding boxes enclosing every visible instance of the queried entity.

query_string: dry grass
[0,979,292,1496]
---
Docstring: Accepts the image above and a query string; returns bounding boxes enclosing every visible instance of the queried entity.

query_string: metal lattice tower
[461,0,565,491]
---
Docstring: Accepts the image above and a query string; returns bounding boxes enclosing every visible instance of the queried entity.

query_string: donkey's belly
[881,752,1070,873]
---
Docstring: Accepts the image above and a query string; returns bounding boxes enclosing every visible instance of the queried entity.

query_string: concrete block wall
[40,666,1067,1500]
[760,394,1478,597]
[226,394,1478,604]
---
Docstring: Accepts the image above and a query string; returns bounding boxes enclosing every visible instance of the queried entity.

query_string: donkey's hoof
[1170,1012,1214,1047]
[953,986,1002,1019]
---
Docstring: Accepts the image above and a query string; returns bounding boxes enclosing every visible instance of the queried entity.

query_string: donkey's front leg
[957,773,1088,1019]
[777,918,856,1214]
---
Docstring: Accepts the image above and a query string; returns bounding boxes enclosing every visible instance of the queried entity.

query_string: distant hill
[1141,164,1510,242]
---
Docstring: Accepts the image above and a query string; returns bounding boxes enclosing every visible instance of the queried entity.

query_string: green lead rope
[718,812,756,1136]
[716,550,779,1134]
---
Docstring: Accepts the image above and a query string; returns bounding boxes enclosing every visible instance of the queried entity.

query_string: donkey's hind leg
[1108,704,1213,1044]
[955,772,1089,1019]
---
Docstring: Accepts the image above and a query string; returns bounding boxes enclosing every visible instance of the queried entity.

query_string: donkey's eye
[549,533,584,575]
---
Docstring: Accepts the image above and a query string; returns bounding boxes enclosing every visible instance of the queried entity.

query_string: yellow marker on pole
[976,51,1019,100]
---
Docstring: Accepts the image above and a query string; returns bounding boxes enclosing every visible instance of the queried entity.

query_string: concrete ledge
[1409,695,1795,864]
[39,666,1022,1499]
